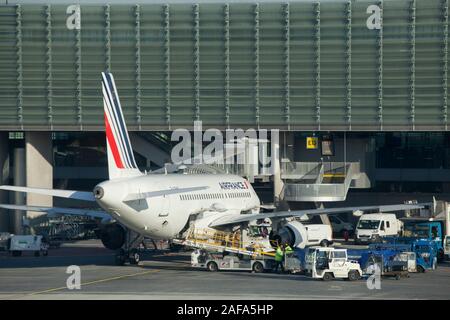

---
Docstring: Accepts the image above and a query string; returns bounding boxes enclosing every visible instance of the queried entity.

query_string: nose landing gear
[114,233,145,266]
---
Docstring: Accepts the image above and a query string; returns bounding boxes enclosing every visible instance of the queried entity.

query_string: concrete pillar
[281,131,294,161]
[25,132,53,219]
[0,133,9,232]
[12,148,25,234]
[271,130,283,204]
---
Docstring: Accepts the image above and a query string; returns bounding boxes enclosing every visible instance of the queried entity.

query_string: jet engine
[99,223,126,250]
[269,221,308,249]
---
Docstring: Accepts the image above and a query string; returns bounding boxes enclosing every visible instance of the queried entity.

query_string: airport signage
[306,137,318,150]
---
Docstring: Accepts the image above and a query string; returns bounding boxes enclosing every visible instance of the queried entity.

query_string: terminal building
[0,0,450,233]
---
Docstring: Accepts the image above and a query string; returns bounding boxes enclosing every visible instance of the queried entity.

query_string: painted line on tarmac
[27,269,160,297]
[0,254,114,260]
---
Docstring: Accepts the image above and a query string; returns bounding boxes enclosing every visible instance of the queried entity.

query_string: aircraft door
[159,194,171,218]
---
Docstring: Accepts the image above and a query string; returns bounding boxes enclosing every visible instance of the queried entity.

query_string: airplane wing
[0,204,110,219]
[0,185,95,202]
[209,203,428,228]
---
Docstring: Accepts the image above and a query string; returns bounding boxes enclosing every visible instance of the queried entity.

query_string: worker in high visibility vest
[284,243,294,256]
[274,244,285,273]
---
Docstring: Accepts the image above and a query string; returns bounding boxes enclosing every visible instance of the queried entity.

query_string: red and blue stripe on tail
[102,72,141,179]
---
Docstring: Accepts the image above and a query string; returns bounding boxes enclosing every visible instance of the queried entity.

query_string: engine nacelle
[99,223,126,250]
[270,221,308,249]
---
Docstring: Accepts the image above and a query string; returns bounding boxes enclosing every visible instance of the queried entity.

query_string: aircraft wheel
[129,251,140,265]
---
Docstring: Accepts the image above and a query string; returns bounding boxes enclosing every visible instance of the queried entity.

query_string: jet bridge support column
[0,133,9,232]
[271,131,283,206]
[25,132,53,219]
[12,148,25,234]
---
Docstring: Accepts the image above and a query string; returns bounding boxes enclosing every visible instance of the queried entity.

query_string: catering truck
[355,213,403,244]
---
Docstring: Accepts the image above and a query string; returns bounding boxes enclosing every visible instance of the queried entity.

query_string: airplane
[0,72,427,265]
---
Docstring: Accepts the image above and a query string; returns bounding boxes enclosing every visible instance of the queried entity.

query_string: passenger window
[386,221,390,228]
[380,221,385,231]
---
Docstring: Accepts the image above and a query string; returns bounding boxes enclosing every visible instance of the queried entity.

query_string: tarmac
[0,239,450,300]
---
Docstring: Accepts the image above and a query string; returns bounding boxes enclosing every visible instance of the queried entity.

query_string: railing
[281,161,359,180]
[283,183,348,202]
[281,162,322,180]
[283,162,358,202]
[183,228,275,257]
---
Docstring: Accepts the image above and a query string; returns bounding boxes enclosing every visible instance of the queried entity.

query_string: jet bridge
[281,161,362,202]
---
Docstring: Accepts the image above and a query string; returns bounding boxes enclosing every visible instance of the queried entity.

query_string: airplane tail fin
[101,72,142,180]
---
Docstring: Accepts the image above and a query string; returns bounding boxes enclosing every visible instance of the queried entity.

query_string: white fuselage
[95,174,260,239]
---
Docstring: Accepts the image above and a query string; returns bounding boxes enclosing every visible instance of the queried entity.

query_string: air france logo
[219,181,249,190]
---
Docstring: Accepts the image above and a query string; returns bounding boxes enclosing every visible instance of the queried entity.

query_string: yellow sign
[306,137,318,149]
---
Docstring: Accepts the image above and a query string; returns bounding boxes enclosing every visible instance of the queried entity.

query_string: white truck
[304,224,333,247]
[9,235,49,257]
[355,213,403,244]
[304,247,362,281]
[328,215,354,237]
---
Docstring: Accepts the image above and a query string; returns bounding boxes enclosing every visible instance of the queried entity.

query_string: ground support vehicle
[402,220,446,261]
[9,235,49,257]
[360,249,410,280]
[377,239,438,272]
[304,247,362,281]
[191,249,274,273]
[355,213,403,244]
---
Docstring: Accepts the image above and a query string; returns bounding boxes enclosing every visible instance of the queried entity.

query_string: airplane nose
[93,185,104,200]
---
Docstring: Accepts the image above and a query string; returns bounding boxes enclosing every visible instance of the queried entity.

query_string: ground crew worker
[343,229,349,242]
[284,243,294,256]
[274,244,284,273]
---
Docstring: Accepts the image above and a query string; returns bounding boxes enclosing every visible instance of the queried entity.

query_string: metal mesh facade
[0,0,449,131]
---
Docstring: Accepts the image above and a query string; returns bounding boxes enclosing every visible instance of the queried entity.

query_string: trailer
[191,249,274,273]
[284,254,303,274]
